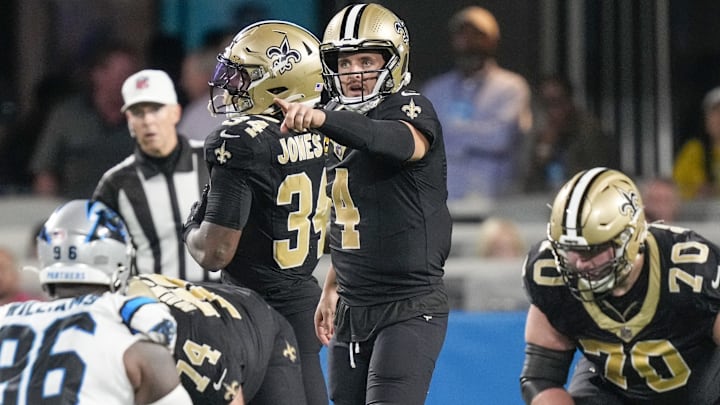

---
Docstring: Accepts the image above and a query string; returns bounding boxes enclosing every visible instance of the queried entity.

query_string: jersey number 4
[331,168,360,249]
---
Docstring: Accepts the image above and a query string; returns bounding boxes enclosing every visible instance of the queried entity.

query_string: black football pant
[285,309,330,405]
[251,307,307,405]
[327,314,448,405]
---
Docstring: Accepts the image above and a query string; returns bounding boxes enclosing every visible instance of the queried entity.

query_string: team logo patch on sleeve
[214,141,232,165]
[401,98,421,119]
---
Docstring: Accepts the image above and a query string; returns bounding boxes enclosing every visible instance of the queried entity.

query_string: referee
[94,69,217,282]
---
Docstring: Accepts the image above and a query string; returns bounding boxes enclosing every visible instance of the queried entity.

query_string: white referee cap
[121,69,178,112]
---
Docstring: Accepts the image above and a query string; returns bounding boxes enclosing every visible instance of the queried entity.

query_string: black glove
[182,184,210,242]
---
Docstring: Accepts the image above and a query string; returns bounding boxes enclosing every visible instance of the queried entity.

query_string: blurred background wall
[3,0,720,179]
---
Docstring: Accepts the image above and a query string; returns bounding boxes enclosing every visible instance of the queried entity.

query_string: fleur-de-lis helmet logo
[618,187,640,219]
[394,20,409,44]
[266,35,302,74]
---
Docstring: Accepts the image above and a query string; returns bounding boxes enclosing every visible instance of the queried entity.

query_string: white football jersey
[0,292,177,404]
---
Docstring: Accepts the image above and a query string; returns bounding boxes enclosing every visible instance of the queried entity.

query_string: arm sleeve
[519,343,575,404]
[319,110,415,163]
[204,167,253,230]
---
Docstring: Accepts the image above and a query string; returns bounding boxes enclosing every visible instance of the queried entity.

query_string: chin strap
[342,97,382,114]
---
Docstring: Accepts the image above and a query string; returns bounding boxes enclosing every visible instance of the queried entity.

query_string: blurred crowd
[0,2,715,301]
[0,4,709,210]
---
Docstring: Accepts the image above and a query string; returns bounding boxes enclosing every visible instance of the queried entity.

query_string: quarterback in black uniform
[277,4,452,405]
[520,167,720,405]
[129,274,304,405]
[183,21,330,405]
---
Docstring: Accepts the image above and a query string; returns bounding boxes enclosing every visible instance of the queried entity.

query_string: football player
[276,4,452,404]
[182,20,330,405]
[520,167,720,404]
[0,200,192,405]
[128,274,305,405]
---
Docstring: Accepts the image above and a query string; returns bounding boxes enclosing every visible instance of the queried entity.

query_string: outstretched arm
[275,98,429,162]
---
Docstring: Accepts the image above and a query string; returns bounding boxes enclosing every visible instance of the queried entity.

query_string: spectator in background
[93,69,214,282]
[0,247,44,305]
[423,6,532,201]
[641,176,681,223]
[524,75,616,193]
[30,40,138,199]
[476,217,526,258]
[0,74,77,194]
[674,86,720,200]
[177,46,226,141]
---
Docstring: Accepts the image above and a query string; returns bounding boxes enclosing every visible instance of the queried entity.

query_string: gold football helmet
[547,167,647,301]
[209,20,323,117]
[320,3,411,112]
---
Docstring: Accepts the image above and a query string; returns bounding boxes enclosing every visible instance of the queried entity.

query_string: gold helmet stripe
[564,167,608,239]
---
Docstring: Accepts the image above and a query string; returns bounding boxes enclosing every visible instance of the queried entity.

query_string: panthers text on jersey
[0,293,176,404]
[130,274,303,404]
[523,224,720,402]
[326,89,452,307]
[203,114,329,314]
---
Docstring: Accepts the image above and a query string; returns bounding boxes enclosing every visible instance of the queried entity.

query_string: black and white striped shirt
[93,135,218,281]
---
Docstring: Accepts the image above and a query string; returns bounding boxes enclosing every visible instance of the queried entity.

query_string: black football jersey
[326,89,452,306]
[523,224,720,401]
[203,115,329,312]
[131,274,289,404]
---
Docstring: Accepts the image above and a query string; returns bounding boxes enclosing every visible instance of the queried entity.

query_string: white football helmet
[320,3,411,112]
[37,200,134,294]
